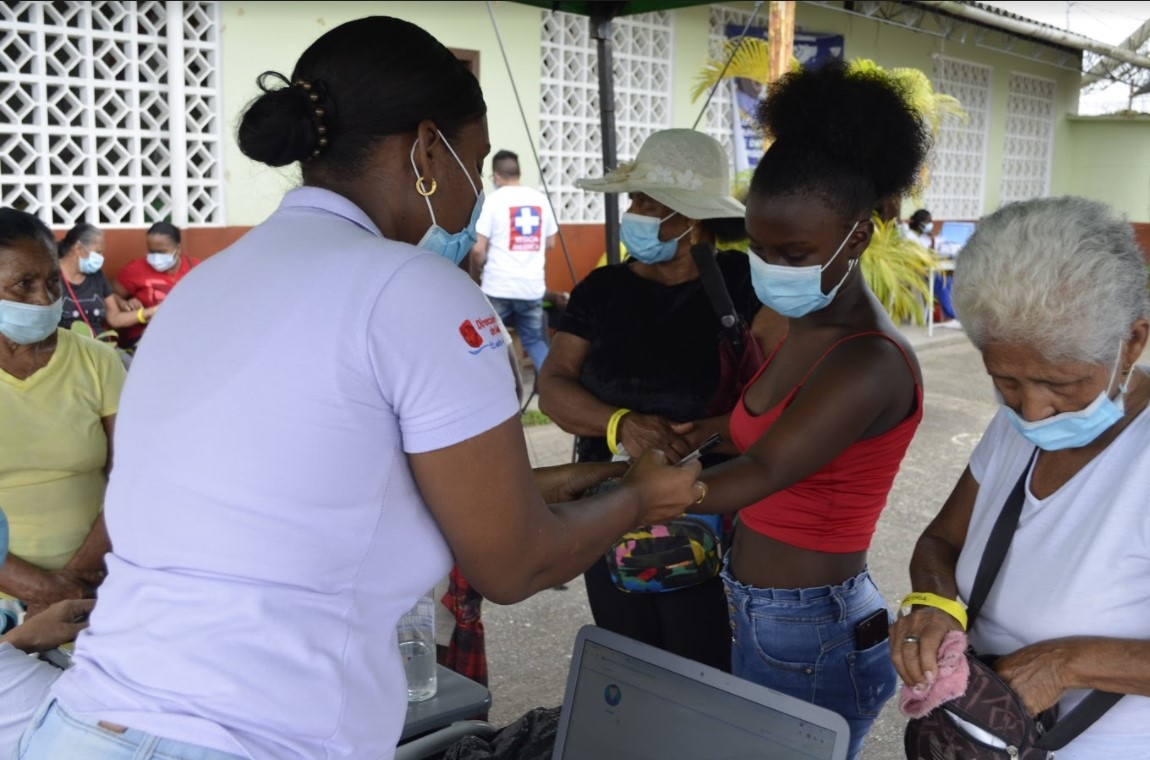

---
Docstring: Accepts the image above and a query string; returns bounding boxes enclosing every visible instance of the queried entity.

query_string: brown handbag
[904,652,1059,759]
[904,451,1121,759]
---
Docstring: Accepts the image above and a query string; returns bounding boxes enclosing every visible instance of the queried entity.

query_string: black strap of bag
[967,449,1122,750]
[690,242,745,357]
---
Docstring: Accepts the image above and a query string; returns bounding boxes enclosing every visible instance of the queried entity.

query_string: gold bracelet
[606,408,632,456]
[136,307,147,325]
[900,592,968,631]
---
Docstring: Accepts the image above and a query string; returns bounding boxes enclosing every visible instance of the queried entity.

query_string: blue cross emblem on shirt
[512,206,541,236]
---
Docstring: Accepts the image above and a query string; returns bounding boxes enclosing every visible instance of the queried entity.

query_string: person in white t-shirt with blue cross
[471,150,558,372]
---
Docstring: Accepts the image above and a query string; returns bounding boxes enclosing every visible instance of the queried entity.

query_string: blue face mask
[0,297,63,345]
[1000,345,1128,451]
[79,248,105,274]
[748,221,859,318]
[147,252,178,272]
[411,132,483,266]
[620,211,692,265]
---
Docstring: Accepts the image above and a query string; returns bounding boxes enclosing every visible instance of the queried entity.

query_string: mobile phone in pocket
[854,608,890,650]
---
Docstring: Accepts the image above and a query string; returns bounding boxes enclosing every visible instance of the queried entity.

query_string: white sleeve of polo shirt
[368,253,520,454]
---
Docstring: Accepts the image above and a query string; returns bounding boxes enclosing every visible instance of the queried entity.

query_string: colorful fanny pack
[605,514,722,593]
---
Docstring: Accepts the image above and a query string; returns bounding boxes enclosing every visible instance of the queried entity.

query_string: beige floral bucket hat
[576,129,745,220]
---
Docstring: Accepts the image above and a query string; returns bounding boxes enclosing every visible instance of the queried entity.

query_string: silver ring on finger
[903,635,921,644]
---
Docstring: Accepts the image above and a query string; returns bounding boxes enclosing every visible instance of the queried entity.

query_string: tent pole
[591,15,620,265]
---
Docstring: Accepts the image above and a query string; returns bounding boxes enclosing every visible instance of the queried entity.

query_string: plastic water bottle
[397,596,437,702]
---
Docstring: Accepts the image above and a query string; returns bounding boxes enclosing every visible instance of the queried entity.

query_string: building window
[923,56,992,220]
[539,10,673,223]
[0,1,223,228]
[999,72,1055,206]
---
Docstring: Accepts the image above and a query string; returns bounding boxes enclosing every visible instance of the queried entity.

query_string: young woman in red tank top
[679,63,930,759]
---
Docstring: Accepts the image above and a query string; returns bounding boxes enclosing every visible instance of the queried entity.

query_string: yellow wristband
[900,592,968,631]
[136,307,147,325]
[606,408,632,456]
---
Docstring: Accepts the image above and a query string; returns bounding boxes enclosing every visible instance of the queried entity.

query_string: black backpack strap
[968,447,1121,749]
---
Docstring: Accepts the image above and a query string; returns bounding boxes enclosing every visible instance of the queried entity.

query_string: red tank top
[730,332,923,553]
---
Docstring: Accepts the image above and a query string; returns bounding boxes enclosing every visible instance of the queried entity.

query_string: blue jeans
[488,297,549,371]
[933,273,956,320]
[723,560,897,760]
[18,699,246,760]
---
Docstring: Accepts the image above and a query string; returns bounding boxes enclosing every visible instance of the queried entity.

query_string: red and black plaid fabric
[439,564,488,688]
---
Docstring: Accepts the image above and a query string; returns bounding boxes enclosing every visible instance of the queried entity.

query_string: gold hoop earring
[416,177,437,197]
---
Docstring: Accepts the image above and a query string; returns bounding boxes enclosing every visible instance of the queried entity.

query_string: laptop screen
[554,636,841,760]
[937,221,976,248]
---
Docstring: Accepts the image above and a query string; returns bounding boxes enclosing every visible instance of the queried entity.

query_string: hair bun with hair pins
[234,17,487,175]
[237,70,332,167]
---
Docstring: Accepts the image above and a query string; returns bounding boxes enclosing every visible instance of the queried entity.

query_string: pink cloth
[899,630,971,718]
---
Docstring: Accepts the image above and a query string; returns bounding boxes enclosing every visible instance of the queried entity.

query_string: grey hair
[953,197,1149,365]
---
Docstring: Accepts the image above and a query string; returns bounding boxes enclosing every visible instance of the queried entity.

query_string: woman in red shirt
[113,222,200,350]
[680,63,930,759]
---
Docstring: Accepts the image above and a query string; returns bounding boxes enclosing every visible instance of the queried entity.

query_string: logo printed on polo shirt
[508,206,543,252]
[459,314,506,355]
[458,320,483,348]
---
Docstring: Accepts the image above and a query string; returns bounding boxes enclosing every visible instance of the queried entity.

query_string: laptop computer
[552,625,849,760]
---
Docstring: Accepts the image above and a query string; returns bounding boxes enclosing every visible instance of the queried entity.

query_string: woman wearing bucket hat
[538,128,768,671]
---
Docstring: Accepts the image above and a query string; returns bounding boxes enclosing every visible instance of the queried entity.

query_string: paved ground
[478,322,987,759]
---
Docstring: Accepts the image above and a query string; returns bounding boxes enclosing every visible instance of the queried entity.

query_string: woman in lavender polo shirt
[19,16,705,760]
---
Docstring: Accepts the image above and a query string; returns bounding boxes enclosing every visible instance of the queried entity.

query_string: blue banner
[724,25,844,171]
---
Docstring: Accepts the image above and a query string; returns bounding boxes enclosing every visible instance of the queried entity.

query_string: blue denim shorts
[722,558,897,760]
[18,698,245,760]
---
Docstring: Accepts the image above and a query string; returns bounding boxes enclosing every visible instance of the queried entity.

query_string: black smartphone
[855,608,890,650]
[676,433,723,468]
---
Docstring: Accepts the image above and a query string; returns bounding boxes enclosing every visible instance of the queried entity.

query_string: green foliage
[521,409,552,427]
[860,216,937,326]
[691,38,771,103]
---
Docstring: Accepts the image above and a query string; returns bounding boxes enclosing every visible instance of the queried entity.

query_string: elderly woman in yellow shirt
[0,208,124,618]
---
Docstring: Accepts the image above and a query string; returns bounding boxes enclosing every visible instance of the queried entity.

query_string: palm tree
[691,37,772,104]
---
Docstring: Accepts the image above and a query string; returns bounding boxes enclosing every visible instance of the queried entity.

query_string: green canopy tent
[510,1,720,263]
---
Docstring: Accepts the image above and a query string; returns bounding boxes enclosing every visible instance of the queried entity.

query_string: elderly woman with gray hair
[891,196,1150,756]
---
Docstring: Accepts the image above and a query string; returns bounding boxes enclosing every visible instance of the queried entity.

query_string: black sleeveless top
[557,250,760,463]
